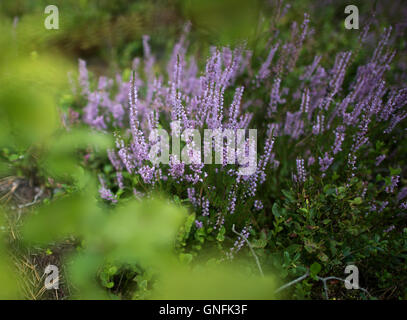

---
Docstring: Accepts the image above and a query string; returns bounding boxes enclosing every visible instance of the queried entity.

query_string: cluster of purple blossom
[75,24,278,237]
[98,175,117,204]
[72,13,407,255]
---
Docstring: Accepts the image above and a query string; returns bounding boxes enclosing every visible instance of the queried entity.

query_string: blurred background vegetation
[2,0,405,72]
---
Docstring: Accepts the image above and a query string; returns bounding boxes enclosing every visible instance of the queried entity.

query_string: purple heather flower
[379,201,389,212]
[168,156,185,180]
[139,165,156,184]
[227,226,250,259]
[319,152,333,172]
[108,149,123,171]
[214,213,225,230]
[332,125,345,155]
[268,78,284,116]
[228,86,244,129]
[201,197,210,216]
[78,59,90,96]
[397,187,407,202]
[384,225,395,233]
[254,200,263,211]
[300,55,321,80]
[312,114,325,135]
[187,188,198,206]
[295,158,307,183]
[133,188,143,200]
[98,176,117,203]
[116,172,124,189]
[385,175,400,193]
[256,44,279,84]
[376,155,386,166]
[284,111,303,139]
[195,220,203,229]
[360,182,368,198]
[300,88,310,113]
[329,51,352,95]
[99,187,117,203]
[228,187,237,215]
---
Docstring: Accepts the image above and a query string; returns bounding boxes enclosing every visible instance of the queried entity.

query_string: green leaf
[251,239,267,249]
[349,197,362,205]
[103,164,113,174]
[8,154,19,161]
[299,207,308,214]
[179,253,193,265]
[272,203,281,217]
[310,262,321,277]
[216,226,226,242]
[108,266,118,276]
[304,239,319,253]
[389,167,401,176]
[317,252,329,262]
[281,190,295,202]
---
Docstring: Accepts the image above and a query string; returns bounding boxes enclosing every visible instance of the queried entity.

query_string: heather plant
[66,10,407,298]
[1,0,407,300]
[71,24,279,258]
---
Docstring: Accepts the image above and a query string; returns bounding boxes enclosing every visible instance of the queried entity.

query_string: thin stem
[275,271,310,293]
[231,224,264,277]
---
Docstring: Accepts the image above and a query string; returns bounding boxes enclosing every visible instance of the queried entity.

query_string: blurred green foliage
[0,211,20,299]
[0,27,67,148]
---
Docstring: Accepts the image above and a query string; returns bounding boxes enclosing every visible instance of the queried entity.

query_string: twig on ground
[275,270,310,293]
[275,271,372,299]
[16,188,44,209]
